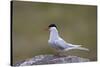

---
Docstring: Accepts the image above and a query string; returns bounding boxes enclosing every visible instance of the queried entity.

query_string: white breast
[48,40,55,45]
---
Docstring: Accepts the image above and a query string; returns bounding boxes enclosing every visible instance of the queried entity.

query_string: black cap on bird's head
[44,24,57,31]
[48,24,57,28]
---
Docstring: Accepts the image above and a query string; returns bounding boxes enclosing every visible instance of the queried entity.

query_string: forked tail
[64,46,89,51]
[75,46,89,51]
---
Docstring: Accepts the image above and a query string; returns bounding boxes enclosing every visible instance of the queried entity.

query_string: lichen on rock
[14,54,89,66]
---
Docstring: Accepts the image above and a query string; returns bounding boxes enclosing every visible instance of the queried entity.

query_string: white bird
[48,24,89,53]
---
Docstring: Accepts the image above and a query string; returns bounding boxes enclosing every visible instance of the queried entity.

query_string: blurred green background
[12,1,97,64]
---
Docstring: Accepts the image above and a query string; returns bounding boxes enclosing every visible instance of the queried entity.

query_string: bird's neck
[49,27,59,41]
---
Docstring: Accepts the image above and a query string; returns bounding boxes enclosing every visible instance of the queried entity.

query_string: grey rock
[14,54,89,66]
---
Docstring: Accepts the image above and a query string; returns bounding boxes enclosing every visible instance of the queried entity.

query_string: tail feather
[75,47,89,51]
[64,46,89,51]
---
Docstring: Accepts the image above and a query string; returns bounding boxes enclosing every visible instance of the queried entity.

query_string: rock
[14,54,89,66]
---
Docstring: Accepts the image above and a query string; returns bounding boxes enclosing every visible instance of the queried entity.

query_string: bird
[48,24,89,54]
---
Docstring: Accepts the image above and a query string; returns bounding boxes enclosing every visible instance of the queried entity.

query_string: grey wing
[55,39,73,50]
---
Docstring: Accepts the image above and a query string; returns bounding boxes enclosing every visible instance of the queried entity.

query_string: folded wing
[55,39,89,51]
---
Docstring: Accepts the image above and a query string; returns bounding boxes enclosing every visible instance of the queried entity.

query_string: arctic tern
[48,24,89,53]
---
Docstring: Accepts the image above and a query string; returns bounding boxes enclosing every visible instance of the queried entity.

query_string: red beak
[44,27,49,31]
